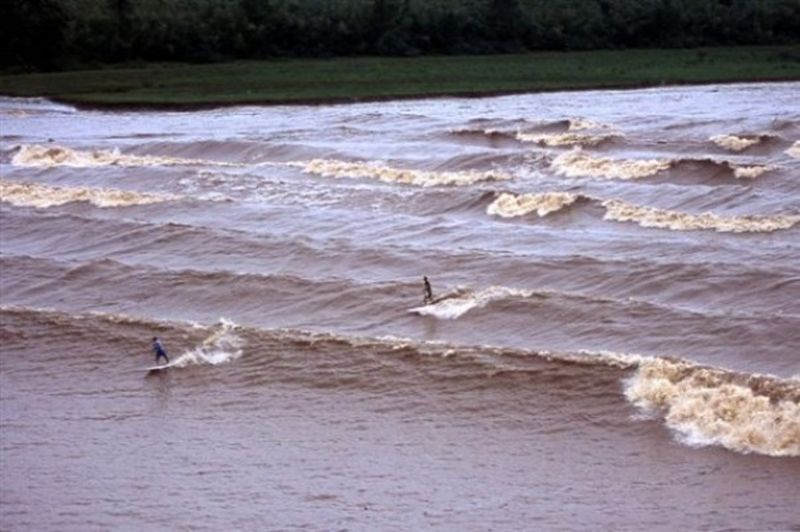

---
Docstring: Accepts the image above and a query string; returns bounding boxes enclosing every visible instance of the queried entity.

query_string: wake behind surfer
[423,276,433,305]
[152,337,169,365]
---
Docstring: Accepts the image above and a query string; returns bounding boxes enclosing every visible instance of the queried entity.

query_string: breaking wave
[408,286,534,319]
[787,141,800,159]
[625,358,800,457]
[5,304,798,457]
[486,191,800,232]
[162,319,244,369]
[287,159,512,187]
[0,179,179,208]
[448,127,517,141]
[516,118,622,147]
[730,164,775,179]
[551,149,774,181]
[552,148,672,180]
[11,144,236,168]
[601,199,799,233]
[710,134,776,152]
[487,191,581,217]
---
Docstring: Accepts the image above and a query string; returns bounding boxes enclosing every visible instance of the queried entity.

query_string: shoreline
[42,77,799,111]
[2,47,798,111]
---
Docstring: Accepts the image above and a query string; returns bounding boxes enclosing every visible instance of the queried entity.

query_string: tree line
[4,0,800,71]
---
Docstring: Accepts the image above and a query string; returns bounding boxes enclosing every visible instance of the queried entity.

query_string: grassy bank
[1,47,798,109]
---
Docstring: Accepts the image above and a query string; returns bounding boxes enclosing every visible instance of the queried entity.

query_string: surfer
[152,337,169,365]
[423,276,433,305]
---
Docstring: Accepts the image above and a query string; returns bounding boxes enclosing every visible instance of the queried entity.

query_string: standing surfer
[152,337,169,365]
[423,276,433,305]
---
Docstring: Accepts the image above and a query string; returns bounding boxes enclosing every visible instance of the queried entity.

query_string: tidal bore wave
[3,305,797,457]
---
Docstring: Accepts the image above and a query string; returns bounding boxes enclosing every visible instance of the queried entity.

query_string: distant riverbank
[1,47,798,109]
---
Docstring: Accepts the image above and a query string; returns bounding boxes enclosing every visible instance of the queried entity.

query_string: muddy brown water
[1,84,799,530]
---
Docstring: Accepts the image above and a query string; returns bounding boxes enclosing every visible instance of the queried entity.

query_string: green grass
[1,47,798,108]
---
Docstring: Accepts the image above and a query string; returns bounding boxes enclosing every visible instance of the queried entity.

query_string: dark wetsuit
[153,339,169,364]
[423,277,433,304]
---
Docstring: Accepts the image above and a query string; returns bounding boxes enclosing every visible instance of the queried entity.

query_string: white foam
[410,286,534,319]
[169,319,243,368]
[487,192,580,218]
[786,141,800,159]
[710,134,773,152]
[0,179,179,208]
[731,164,775,179]
[552,148,672,180]
[517,118,622,147]
[11,144,235,168]
[288,159,512,187]
[601,198,800,233]
[625,358,800,457]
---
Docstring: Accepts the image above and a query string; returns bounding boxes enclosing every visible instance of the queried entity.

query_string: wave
[710,133,777,152]
[516,118,622,147]
[551,148,775,181]
[448,127,517,142]
[552,148,672,180]
[158,319,243,369]
[787,141,800,159]
[4,304,797,457]
[729,164,775,179]
[287,159,512,187]
[487,191,582,217]
[601,199,799,233]
[0,179,180,208]
[408,286,534,319]
[486,191,800,233]
[10,144,237,168]
[625,358,799,457]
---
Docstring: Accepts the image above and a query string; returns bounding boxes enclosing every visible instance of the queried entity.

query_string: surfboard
[146,364,170,373]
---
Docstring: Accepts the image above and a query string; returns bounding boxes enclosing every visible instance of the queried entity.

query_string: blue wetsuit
[153,339,169,364]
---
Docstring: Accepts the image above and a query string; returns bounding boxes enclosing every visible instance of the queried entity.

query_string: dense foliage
[3,0,800,70]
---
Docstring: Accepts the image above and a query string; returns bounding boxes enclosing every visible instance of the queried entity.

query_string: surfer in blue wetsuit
[423,276,433,305]
[152,337,169,365]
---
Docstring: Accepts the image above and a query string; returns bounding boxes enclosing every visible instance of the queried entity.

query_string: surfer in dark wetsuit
[152,337,169,365]
[423,276,433,305]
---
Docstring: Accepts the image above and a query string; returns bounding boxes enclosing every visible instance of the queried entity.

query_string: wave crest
[626,358,800,457]
[0,179,179,208]
[288,159,512,187]
[710,134,775,152]
[601,199,800,233]
[167,319,244,368]
[786,141,800,159]
[487,191,580,217]
[409,286,534,319]
[517,118,622,147]
[11,144,234,168]
[552,148,672,180]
